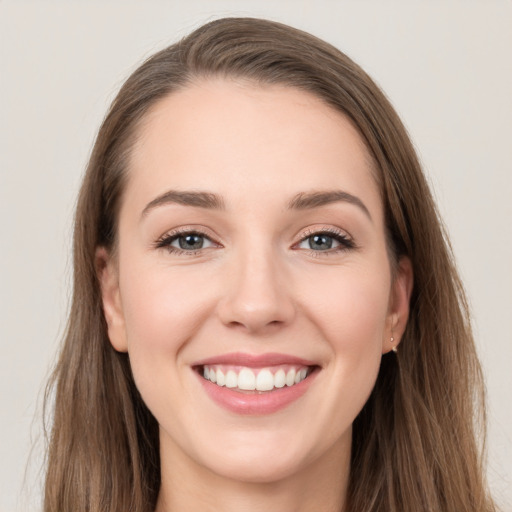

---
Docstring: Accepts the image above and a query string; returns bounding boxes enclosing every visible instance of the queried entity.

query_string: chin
[207,452,307,484]
[193,430,323,484]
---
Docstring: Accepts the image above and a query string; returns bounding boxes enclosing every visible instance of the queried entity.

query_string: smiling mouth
[196,364,317,393]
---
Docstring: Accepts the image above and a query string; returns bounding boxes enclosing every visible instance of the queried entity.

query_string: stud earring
[391,336,398,353]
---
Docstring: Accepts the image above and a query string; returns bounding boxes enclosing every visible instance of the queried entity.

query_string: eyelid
[295,225,353,243]
[154,225,222,253]
[292,225,356,253]
[153,224,355,255]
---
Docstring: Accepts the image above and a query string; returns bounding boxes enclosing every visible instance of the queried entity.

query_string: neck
[155,430,350,512]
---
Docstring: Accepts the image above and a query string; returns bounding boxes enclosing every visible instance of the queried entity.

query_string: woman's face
[99,80,412,483]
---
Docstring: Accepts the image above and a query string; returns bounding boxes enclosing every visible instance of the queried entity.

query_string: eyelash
[154,227,219,255]
[293,227,355,256]
[154,226,355,256]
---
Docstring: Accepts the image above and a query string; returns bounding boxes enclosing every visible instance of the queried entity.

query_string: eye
[296,229,355,253]
[300,233,337,251]
[173,233,212,250]
[155,230,217,254]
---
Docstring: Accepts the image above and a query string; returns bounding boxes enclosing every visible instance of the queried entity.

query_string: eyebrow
[141,190,225,217]
[287,190,372,221]
[141,188,371,221]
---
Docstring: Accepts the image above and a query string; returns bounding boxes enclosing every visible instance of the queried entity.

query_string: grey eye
[172,233,213,250]
[302,234,337,251]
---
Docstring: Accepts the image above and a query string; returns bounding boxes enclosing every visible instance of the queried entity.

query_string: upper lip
[192,352,318,368]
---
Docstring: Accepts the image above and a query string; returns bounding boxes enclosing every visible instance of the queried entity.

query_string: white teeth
[238,368,256,390]
[256,369,274,391]
[225,370,238,388]
[202,365,311,392]
[294,368,307,384]
[216,369,225,386]
[274,369,286,388]
[285,369,296,386]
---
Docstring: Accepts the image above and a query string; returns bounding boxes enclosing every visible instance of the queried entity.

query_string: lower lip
[196,369,318,415]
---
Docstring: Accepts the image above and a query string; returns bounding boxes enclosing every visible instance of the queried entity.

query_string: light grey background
[1,2,511,511]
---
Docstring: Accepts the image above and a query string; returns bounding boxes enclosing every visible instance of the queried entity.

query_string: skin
[97,80,413,512]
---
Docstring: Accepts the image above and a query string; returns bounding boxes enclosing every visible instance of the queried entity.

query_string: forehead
[124,80,381,218]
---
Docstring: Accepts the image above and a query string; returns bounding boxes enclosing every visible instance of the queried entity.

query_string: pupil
[310,234,332,250]
[179,234,203,250]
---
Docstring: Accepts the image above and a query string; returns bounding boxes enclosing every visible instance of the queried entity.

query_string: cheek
[301,266,390,404]
[120,259,215,345]
[117,259,218,393]
[304,265,391,347]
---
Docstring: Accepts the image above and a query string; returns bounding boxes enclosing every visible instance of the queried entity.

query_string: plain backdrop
[1,1,511,511]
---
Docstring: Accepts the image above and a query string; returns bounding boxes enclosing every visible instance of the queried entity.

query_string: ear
[95,246,128,353]
[383,256,414,354]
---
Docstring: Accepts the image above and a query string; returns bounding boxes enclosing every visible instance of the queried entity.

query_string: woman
[43,17,497,511]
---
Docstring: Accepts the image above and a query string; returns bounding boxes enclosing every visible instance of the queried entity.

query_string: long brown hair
[44,17,497,511]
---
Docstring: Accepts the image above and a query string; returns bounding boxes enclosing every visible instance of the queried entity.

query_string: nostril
[216,285,296,333]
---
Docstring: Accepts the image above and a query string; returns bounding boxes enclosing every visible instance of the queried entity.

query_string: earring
[391,336,398,353]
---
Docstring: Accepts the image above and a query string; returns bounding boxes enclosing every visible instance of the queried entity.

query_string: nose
[216,246,296,334]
